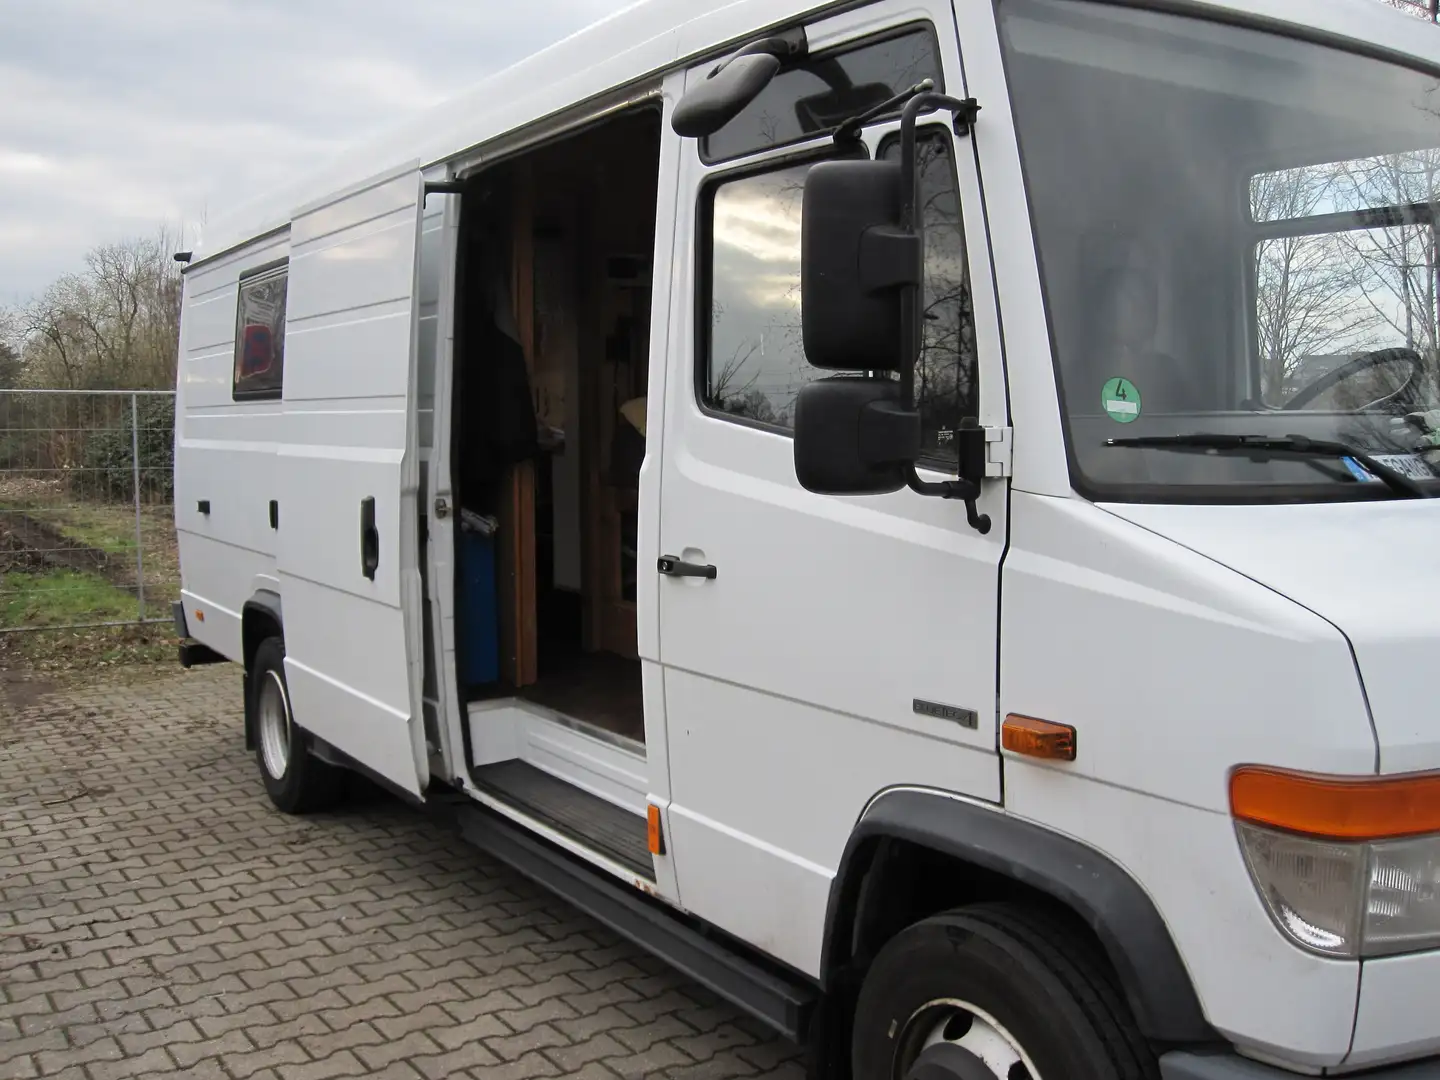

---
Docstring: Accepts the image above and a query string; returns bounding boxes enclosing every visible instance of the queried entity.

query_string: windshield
[998,0,1440,500]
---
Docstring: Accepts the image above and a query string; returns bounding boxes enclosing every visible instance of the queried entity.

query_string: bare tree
[1327,151,1440,364]
[18,227,183,391]
[0,309,21,388]
[1251,167,1384,401]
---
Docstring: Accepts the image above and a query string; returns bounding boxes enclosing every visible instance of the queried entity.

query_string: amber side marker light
[647,805,665,856]
[1230,766,1440,840]
[1002,715,1077,761]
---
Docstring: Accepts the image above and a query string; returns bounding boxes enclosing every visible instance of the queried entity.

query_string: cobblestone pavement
[0,666,803,1080]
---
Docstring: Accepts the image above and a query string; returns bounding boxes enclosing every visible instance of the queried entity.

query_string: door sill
[467,698,648,814]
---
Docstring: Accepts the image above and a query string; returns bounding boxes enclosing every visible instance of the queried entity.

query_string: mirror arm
[833,79,936,144]
[905,468,992,534]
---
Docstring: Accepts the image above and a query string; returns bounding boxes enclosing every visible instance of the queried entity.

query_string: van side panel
[175,234,290,661]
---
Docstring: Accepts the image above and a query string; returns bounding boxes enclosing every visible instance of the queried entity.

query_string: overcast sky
[0,0,618,304]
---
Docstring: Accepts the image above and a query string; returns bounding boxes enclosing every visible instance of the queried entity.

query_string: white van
[171,0,1440,1076]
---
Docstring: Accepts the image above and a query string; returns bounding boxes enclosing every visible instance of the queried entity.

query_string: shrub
[80,396,174,503]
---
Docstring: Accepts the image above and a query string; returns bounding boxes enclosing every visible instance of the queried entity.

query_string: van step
[472,760,653,880]
[453,802,816,1043]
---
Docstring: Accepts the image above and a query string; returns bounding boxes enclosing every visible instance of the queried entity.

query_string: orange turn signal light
[1002,715,1077,762]
[647,804,665,856]
[1230,766,1440,841]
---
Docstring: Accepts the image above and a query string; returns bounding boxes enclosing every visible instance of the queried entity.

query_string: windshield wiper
[1105,433,1433,498]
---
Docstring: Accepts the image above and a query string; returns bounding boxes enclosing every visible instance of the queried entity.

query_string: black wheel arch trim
[241,590,284,752]
[821,788,1214,1046]
[243,590,283,639]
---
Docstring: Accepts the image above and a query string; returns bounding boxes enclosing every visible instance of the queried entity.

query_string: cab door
[276,163,430,799]
[656,2,1009,976]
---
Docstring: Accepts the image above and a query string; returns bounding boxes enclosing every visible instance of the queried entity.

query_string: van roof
[189,0,1438,269]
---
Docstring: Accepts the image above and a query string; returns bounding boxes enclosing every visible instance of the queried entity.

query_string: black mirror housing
[801,159,919,372]
[672,53,782,138]
[794,376,921,495]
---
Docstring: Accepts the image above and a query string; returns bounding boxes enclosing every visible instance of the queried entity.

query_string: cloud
[0,0,615,304]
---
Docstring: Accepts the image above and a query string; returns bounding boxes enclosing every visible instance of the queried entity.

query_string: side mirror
[791,87,992,532]
[672,53,781,139]
[794,376,920,495]
[801,159,919,372]
[672,31,806,139]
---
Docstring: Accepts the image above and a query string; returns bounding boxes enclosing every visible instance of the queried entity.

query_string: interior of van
[444,108,663,876]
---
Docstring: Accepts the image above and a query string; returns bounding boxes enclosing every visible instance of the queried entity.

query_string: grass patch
[1,568,140,628]
[44,505,144,556]
[0,570,176,673]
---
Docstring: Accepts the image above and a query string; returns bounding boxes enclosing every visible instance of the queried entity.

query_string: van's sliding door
[275,164,430,799]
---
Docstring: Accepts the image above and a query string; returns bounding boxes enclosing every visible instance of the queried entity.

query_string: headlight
[1231,767,1440,958]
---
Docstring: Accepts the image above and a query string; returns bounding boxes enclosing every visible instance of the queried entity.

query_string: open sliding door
[276,163,430,799]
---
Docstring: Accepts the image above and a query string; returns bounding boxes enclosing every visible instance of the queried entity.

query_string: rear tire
[249,636,343,814]
[851,903,1159,1080]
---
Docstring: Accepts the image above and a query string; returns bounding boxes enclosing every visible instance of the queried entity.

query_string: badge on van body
[913,699,979,729]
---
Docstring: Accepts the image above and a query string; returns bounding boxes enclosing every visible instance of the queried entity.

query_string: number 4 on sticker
[1102,378,1142,424]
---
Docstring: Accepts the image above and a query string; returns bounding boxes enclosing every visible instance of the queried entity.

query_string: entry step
[473,760,654,880]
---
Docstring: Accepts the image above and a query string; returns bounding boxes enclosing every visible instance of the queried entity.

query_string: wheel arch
[819,788,1213,1048]
[241,590,283,751]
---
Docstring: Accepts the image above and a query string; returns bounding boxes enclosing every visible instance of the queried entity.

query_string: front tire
[852,904,1159,1080]
[249,637,342,814]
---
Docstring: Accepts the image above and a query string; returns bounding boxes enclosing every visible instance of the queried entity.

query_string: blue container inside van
[457,530,499,686]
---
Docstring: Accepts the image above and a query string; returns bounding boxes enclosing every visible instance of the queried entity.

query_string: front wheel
[249,637,343,814]
[852,904,1159,1080]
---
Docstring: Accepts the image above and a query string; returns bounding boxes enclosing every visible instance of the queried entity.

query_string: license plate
[1373,454,1437,481]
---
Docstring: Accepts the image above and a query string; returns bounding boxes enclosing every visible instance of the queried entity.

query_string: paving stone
[0,666,797,1080]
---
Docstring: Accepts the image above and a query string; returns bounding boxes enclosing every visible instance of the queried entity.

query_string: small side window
[233,263,288,400]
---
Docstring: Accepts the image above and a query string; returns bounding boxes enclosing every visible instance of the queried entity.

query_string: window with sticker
[1001,0,1440,500]
[233,264,288,401]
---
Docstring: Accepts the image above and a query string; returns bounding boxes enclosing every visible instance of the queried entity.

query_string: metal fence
[0,390,177,634]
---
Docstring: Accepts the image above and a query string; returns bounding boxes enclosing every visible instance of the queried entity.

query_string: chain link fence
[0,390,176,634]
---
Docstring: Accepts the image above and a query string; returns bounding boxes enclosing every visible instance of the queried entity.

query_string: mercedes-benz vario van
[172,0,1440,1075]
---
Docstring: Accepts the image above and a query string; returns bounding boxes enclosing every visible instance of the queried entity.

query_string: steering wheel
[1283,347,1425,412]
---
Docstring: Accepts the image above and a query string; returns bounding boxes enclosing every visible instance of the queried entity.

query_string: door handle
[361,497,380,581]
[658,555,716,580]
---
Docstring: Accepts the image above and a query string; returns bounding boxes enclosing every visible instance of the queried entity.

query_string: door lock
[434,497,449,519]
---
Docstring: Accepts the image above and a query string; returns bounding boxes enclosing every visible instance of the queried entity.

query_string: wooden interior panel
[499,161,538,687]
[486,113,660,682]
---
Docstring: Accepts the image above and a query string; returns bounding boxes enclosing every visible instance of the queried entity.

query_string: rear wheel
[851,904,1159,1080]
[249,637,343,814]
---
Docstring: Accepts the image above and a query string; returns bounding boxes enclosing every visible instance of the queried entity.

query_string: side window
[704,159,816,428]
[881,129,978,459]
[702,130,977,462]
[702,27,943,163]
[233,263,288,400]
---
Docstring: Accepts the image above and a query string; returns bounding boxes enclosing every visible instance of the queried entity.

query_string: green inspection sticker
[1101,377,1142,423]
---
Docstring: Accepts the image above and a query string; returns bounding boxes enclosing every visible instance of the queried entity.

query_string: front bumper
[1163,1051,1440,1078]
